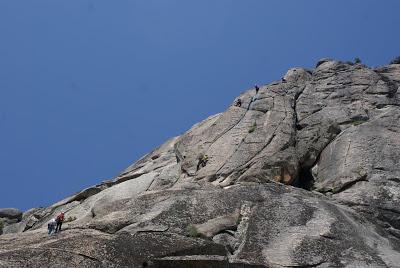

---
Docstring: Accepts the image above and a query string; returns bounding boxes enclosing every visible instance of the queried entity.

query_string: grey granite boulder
[1,58,400,267]
[0,208,22,221]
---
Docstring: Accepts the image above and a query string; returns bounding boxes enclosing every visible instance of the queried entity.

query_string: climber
[253,85,261,101]
[196,154,209,171]
[55,212,65,233]
[202,154,209,166]
[281,77,286,82]
[249,85,261,108]
[47,218,56,235]
[235,98,242,107]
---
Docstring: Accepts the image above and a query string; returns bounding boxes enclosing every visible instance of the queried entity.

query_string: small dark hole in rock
[151,155,160,160]
[296,123,304,131]
[207,175,218,182]
[219,228,237,235]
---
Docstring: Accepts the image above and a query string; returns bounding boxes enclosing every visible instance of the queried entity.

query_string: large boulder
[312,106,400,232]
[1,59,400,267]
[0,208,23,235]
[0,208,22,221]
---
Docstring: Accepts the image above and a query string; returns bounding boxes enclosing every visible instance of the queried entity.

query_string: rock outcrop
[1,59,399,268]
[0,208,22,222]
[0,208,23,235]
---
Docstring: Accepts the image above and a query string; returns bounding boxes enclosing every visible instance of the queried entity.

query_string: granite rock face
[0,208,23,234]
[1,59,399,268]
[0,208,22,221]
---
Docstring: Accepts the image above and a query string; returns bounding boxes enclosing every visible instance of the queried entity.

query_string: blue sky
[1,1,399,211]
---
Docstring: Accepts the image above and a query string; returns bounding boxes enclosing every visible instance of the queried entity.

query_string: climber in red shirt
[55,212,65,233]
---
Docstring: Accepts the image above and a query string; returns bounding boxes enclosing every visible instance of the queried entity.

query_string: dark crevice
[376,103,400,109]
[317,174,368,196]
[379,73,399,98]
[297,107,323,123]
[151,155,160,160]
[320,234,337,240]
[296,123,304,131]
[91,208,96,218]
[292,82,317,192]
[331,174,368,194]
[293,167,315,191]
[282,261,325,268]
[374,167,385,171]
[115,172,147,184]
[388,177,400,183]
[18,247,103,264]
[216,228,238,237]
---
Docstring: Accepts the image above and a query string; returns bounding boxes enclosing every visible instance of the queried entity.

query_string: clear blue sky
[1,1,399,211]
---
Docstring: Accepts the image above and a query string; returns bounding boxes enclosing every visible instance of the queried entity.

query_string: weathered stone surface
[376,63,400,86]
[0,225,228,268]
[213,233,237,253]
[193,210,239,238]
[1,59,400,267]
[175,81,305,185]
[0,208,22,221]
[0,208,23,235]
[3,184,400,267]
[312,107,400,233]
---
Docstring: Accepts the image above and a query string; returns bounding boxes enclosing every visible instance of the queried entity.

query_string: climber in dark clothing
[196,155,209,171]
[248,85,261,110]
[196,160,202,171]
[235,99,242,107]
